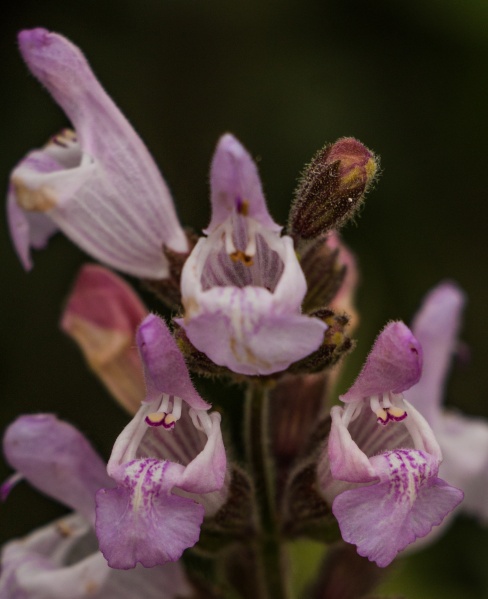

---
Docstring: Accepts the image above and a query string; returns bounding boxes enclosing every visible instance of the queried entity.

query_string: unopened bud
[61,265,148,415]
[289,137,378,240]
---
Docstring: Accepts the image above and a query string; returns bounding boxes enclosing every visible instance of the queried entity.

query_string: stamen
[387,406,407,422]
[230,249,254,266]
[370,393,407,425]
[145,412,176,429]
[145,395,182,429]
[244,220,257,258]
[369,395,387,424]
[145,412,166,426]
[171,397,182,421]
[376,408,389,426]
[388,392,408,422]
[160,394,170,413]
[223,222,237,255]
[50,128,77,148]
[162,414,176,429]
[225,212,257,266]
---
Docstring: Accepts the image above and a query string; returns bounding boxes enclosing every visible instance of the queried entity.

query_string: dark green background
[1,1,488,597]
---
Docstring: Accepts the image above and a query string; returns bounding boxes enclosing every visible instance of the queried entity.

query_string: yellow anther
[163,413,176,427]
[146,412,166,425]
[230,250,254,267]
[388,407,407,421]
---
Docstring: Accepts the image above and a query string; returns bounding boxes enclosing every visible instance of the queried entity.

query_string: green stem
[244,384,293,599]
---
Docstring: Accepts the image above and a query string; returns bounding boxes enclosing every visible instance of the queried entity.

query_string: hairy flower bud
[289,137,378,240]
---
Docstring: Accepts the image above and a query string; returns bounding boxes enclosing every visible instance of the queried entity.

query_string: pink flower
[8,29,187,278]
[319,321,463,567]
[96,315,228,569]
[177,134,327,376]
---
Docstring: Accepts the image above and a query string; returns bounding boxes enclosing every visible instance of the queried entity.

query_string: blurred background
[1,1,488,597]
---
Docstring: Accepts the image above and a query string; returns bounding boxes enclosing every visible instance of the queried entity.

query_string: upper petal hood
[206,134,281,234]
[137,314,210,410]
[340,321,422,403]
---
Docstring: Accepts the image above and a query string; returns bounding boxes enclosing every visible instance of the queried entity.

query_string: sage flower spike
[178,134,327,375]
[8,28,188,278]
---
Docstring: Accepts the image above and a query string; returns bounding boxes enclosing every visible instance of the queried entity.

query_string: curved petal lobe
[332,450,463,567]
[96,459,204,569]
[3,415,110,523]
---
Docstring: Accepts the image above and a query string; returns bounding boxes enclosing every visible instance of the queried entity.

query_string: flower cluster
[2,27,487,599]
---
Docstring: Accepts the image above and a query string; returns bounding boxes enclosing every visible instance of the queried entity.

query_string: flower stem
[245,383,293,599]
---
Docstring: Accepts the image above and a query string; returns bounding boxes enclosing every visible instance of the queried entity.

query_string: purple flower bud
[289,137,378,239]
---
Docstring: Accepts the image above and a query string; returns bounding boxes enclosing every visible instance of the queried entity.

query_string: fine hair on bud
[289,137,378,240]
